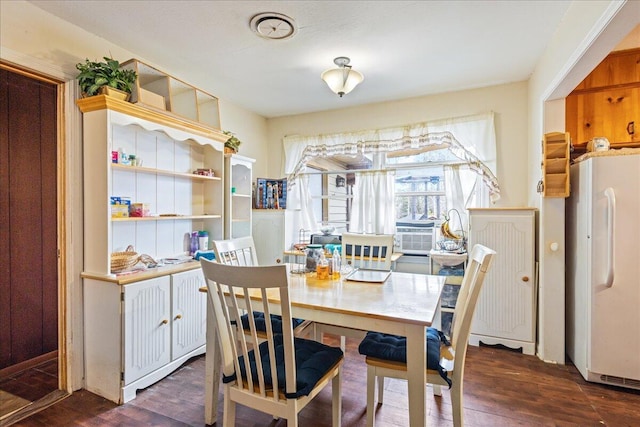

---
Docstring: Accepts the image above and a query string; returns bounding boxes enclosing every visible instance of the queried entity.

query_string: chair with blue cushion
[200,260,343,427]
[316,233,395,351]
[358,244,495,427]
[212,236,313,339]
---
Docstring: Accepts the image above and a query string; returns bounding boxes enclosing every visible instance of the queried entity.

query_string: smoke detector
[250,12,297,40]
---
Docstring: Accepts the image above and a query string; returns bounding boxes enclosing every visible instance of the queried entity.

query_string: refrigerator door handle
[604,187,616,288]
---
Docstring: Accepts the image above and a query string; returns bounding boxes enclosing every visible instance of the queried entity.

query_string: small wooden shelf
[542,132,570,198]
[111,163,221,181]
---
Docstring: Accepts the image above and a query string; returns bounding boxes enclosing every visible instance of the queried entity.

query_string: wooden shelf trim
[76,95,227,144]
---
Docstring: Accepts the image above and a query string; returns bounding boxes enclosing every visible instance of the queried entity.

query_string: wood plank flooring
[7,337,640,426]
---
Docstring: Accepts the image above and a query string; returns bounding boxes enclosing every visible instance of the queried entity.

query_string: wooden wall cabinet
[566,48,640,150]
[566,87,639,146]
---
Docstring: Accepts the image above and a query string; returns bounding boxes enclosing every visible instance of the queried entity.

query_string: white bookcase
[77,95,225,403]
[467,208,537,355]
[224,154,255,239]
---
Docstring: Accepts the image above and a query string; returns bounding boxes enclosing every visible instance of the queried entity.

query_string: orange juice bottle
[316,252,329,280]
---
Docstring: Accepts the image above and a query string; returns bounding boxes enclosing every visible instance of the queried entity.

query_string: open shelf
[111,163,221,181]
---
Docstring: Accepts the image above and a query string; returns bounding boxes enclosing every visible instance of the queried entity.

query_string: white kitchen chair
[212,236,313,339]
[200,260,343,427]
[317,233,395,351]
[341,232,394,271]
[358,244,495,427]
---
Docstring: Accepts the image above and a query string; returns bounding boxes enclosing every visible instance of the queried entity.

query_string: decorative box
[129,203,150,217]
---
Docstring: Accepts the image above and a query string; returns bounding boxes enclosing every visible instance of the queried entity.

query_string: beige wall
[267,81,530,207]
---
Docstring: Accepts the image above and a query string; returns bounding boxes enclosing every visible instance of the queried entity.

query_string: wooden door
[0,68,58,369]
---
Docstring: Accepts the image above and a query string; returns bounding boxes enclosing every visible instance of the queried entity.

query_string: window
[307,148,462,234]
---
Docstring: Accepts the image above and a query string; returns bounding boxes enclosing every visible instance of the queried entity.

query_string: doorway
[0,65,62,420]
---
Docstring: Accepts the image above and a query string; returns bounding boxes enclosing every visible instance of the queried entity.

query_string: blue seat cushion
[358,327,452,387]
[223,335,343,398]
[240,311,305,333]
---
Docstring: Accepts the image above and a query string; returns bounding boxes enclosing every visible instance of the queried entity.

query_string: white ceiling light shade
[321,57,364,97]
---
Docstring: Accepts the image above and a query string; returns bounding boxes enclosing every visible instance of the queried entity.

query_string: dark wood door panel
[0,68,58,368]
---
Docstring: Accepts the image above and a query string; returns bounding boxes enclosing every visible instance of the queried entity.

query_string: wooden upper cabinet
[566,48,640,149]
[566,87,639,146]
[572,49,640,92]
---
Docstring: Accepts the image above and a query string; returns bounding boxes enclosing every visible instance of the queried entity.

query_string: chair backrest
[341,233,394,270]
[212,236,258,266]
[200,260,298,398]
[448,244,495,374]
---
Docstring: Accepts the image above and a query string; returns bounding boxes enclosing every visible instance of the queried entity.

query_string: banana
[441,219,462,240]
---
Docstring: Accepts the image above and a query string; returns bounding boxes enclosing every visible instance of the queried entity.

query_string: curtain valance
[283,112,500,202]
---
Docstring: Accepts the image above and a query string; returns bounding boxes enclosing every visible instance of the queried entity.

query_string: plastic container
[305,244,324,272]
[190,231,199,256]
[198,230,209,250]
[331,248,341,279]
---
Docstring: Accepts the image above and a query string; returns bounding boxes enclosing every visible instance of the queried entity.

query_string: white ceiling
[30,0,573,118]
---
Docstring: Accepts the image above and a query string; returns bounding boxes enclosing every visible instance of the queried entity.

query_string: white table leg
[204,297,221,425]
[406,324,426,427]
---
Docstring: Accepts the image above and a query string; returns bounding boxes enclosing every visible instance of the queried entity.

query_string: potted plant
[223,130,242,154]
[76,56,137,100]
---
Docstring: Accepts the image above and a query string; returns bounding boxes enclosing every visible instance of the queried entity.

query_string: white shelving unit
[467,208,537,355]
[77,95,225,403]
[224,154,255,239]
[77,95,226,273]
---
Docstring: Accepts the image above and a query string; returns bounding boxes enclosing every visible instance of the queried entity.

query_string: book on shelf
[255,178,287,209]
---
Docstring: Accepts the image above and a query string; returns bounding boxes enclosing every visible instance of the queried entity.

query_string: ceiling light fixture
[321,57,364,97]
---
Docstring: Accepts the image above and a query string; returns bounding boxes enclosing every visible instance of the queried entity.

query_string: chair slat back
[200,260,297,399]
[341,233,394,271]
[212,236,259,266]
[449,244,495,375]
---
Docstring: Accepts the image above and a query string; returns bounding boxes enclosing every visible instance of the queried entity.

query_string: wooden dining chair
[316,233,396,351]
[357,244,496,427]
[200,260,344,427]
[341,233,395,271]
[212,236,313,339]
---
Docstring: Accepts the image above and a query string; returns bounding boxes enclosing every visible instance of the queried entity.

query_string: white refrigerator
[566,152,640,390]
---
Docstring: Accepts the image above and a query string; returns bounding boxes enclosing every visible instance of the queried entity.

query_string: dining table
[202,264,445,427]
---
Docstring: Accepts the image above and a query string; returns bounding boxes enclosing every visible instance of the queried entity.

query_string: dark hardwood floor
[7,337,640,426]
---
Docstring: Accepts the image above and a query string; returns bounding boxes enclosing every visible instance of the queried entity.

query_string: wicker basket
[110,245,140,273]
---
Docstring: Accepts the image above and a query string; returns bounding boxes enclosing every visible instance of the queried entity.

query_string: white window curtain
[350,171,396,234]
[285,175,318,247]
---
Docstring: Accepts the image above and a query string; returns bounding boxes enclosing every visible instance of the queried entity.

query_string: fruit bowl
[437,238,465,252]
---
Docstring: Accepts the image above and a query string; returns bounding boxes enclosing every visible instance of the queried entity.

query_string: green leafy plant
[223,130,242,152]
[76,57,137,96]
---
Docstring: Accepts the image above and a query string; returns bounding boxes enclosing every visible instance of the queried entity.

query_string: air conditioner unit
[394,223,436,255]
